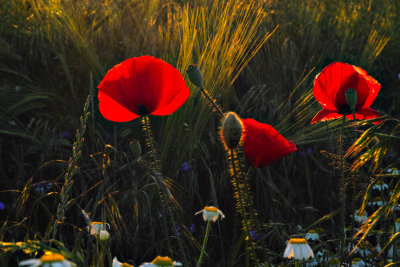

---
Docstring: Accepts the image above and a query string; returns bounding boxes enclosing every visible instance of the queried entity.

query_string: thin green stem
[197,220,211,267]
[142,116,159,171]
[200,87,225,118]
[339,115,346,265]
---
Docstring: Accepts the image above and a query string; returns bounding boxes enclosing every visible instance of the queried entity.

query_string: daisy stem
[200,87,225,118]
[339,115,347,265]
[197,220,211,267]
[295,260,301,267]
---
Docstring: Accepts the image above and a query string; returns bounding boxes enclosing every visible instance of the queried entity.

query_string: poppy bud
[186,65,204,88]
[129,139,141,158]
[222,112,243,149]
[345,88,357,112]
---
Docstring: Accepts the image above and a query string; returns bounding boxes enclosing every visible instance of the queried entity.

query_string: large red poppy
[98,56,190,122]
[311,62,381,124]
[242,118,297,168]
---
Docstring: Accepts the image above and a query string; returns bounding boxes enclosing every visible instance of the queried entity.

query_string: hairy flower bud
[186,65,204,88]
[222,112,243,149]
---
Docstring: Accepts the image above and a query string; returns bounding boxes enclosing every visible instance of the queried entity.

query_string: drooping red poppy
[242,118,297,168]
[98,56,190,122]
[311,62,381,124]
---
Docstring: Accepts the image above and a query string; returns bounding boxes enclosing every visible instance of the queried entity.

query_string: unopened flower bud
[186,65,204,88]
[345,88,357,112]
[222,112,243,149]
[99,230,109,242]
[129,139,141,158]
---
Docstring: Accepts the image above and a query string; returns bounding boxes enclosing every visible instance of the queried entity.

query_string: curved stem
[200,87,225,118]
[197,220,211,267]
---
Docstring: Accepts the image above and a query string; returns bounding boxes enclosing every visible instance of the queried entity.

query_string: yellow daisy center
[152,256,173,266]
[91,222,104,225]
[308,229,317,234]
[395,218,400,223]
[204,206,218,212]
[376,180,385,185]
[40,252,65,262]
[353,257,362,262]
[289,238,307,244]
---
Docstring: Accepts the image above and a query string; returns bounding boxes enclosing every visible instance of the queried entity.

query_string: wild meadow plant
[1,0,400,266]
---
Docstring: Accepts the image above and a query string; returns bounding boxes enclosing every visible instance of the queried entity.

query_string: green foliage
[1,0,399,266]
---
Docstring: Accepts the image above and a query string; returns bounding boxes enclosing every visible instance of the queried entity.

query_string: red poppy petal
[353,108,381,124]
[359,72,381,109]
[310,108,381,124]
[310,108,343,124]
[242,118,297,168]
[98,91,140,122]
[313,62,379,112]
[98,56,189,120]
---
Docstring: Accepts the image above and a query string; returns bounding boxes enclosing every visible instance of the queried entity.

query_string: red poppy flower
[242,118,297,168]
[311,62,381,124]
[98,56,190,122]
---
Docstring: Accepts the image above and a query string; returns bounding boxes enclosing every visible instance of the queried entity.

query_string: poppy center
[138,105,149,116]
[337,104,354,115]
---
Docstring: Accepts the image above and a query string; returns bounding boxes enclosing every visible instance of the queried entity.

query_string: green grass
[1,0,400,266]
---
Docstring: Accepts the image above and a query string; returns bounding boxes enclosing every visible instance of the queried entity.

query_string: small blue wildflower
[189,223,195,233]
[60,131,72,139]
[0,202,5,210]
[307,147,313,156]
[182,162,190,172]
[398,73,400,80]
[250,230,259,241]
[299,151,306,158]
[34,182,53,194]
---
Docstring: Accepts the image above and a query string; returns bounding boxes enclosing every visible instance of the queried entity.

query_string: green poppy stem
[200,87,225,118]
[197,220,211,267]
[339,115,347,265]
[141,115,159,171]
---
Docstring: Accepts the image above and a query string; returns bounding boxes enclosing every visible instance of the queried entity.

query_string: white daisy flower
[87,222,110,236]
[368,196,383,207]
[113,257,134,267]
[139,256,182,267]
[19,251,76,267]
[354,209,368,223]
[283,238,314,260]
[395,218,400,232]
[305,230,320,241]
[373,180,389,191]
[195,206,225,222]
